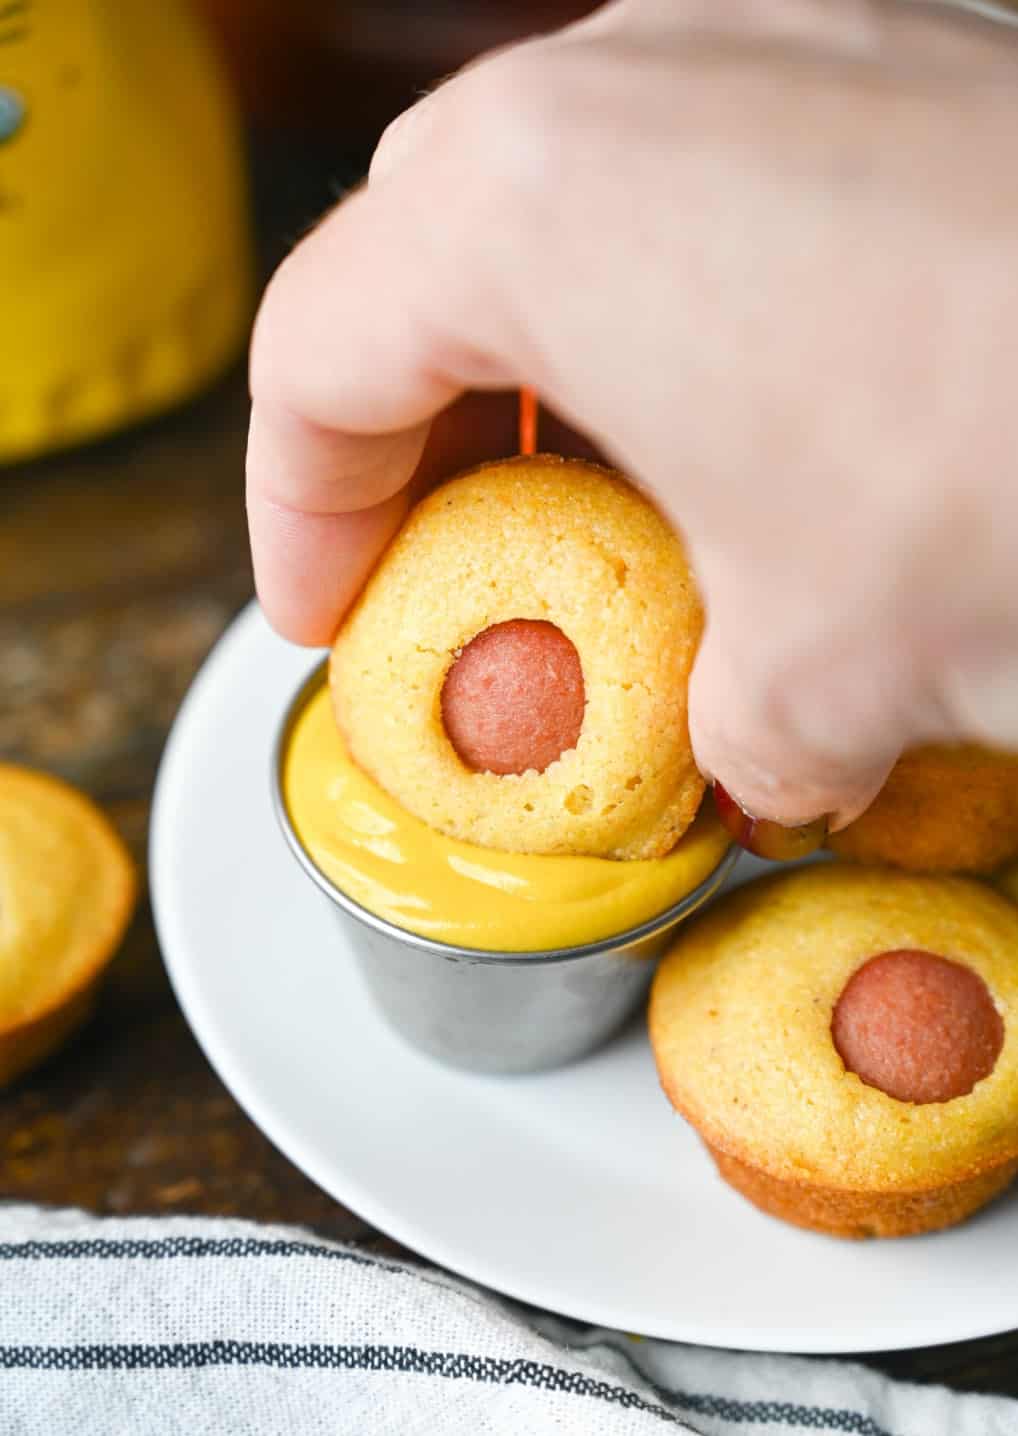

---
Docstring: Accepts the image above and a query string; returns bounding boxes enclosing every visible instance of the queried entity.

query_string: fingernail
[712,781,829,862]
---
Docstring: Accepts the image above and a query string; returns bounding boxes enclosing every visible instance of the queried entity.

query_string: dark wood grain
[0,368,373,1245]
[2,135,1017,1404]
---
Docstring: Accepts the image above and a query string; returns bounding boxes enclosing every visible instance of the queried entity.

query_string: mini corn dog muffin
[331,456,705,860]
[0,764,137,1086]
[828,744,1018,873]
[649,865,1018,1238]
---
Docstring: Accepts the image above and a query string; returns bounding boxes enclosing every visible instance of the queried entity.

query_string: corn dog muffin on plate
[828,743,1018,873]
[650,864,1018,1238]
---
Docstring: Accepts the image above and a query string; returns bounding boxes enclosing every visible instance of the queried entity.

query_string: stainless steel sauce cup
[273,664,735,1075]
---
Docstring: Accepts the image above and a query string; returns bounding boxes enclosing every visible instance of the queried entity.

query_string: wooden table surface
[2,136,1017,1405]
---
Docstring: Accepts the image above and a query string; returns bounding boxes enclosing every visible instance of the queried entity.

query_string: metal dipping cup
[273,665,736,1075]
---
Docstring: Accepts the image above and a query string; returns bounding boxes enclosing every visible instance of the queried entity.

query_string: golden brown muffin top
[331,456,705,860]
[650,863,1018,1191]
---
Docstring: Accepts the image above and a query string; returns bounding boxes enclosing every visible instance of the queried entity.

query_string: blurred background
[199,0,592,141]
[1,0,597,472]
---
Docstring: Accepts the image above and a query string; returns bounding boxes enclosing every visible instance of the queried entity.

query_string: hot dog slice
[832,949,1003,1104]
[441,619,585,776]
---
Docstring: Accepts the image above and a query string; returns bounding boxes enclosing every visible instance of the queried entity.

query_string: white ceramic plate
[151,602,1018,1354]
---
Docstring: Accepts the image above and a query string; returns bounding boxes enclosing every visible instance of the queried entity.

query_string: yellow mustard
[283,687,730,952]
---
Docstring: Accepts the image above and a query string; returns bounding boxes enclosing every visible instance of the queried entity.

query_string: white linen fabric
[0,1204,1014,1435]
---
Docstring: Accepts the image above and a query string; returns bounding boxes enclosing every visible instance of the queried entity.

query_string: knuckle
[370,102,429,185]
[443,48,573,210]
[369,113,406,184]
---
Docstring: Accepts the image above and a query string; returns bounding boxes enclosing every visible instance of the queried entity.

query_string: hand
[247,0,1018,827]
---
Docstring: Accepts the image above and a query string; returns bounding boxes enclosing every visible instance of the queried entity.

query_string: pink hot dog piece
[440,619,585,776]
[832,949,1004,1105]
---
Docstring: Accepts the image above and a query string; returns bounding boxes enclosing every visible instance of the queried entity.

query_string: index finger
[245,86,530,647]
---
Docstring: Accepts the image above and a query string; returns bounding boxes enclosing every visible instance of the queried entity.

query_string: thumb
[688,601,903,833]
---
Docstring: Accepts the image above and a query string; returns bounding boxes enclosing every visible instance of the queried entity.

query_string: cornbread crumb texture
[331,456,705,860]
[829,744,1018,872]
[0,764,136,1028]
[649,864,1018,1193]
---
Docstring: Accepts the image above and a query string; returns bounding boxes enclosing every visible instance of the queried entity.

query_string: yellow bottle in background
[0,0,253,465]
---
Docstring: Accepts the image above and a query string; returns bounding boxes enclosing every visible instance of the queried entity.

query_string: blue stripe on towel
[0,1236,379,1265]
[0,1340,894,1434]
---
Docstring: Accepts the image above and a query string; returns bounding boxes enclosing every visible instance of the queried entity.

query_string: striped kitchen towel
[0,1204,1013,1436]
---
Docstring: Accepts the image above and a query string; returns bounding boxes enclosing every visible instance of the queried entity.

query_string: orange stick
[519,386,538,456]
